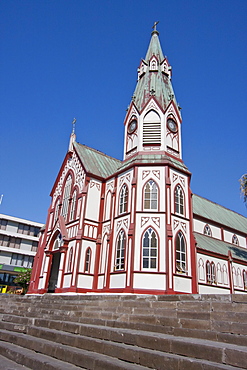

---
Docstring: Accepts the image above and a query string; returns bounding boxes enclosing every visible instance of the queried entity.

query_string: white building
[0,213,43,291]
[28,27,247,296]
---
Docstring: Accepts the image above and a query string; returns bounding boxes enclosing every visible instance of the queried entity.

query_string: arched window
[206,261,211,283]
[61,175,72,221]
[53,199,60,226]
[144,180,158,210]
[115,230,126,271]
[232,234,239,246]
[175,231,186,273]
[70,189,77,221]
[142,228,158,269]
[175,185,184,215]
[67,248,73,273]
[243,270,247,290]
[84,248,91,273]
[119,185,128,214]
[211,262,216,284]
[204,224,212,236]
[222,264,228,285]
[206,261,217,284]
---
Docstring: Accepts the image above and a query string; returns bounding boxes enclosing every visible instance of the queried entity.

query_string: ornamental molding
[145,99,159,113]
[179,176,185,187]
[119,173,131,186]
[173,219,187,234]
[90,181,100,191]
[151,217,160,228]
[52,152,85,207]
[106,181,114,192]
[152,170,160,180]
[172,174,178,183]
[103,224,110,236]
[116,218,129,231]
[141,217,150,228]
[142,170,150,180]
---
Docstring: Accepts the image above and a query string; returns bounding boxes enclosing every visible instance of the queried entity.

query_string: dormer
[149,55,158,71]
[161,58,172,79]
[137,60,148,80]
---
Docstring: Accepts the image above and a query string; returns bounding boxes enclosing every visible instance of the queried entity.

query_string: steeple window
[142,228,158,269]
[115,230,126,271]
[143,110,161,146]
[144,180,158,210]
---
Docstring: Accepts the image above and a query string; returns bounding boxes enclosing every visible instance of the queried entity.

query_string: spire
[68,118,76,152]
[145,21,164,62]
[131,24,178,113]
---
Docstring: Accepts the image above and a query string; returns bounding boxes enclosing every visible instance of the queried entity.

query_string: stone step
[0,352,31,369]
[0,316,247,369]
[0,330,149,370]
[0,340,85,370]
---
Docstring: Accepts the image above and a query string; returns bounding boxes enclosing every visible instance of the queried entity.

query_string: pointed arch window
[175,185,184,215]
[61,175,72,221]
[142,228,158,269]
[70,189,77,221]
[175,231,186,273]
[67,247,73,273]
[115,230,126,271]
[206,261,216,284]
[53,199,60,226]
[84,248,92,273]
[119,185,128,214]
[144,180,158,210]
[232,234,239,246]
[203,224,212,236]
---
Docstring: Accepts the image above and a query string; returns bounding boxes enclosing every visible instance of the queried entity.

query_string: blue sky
[0,0,246,223]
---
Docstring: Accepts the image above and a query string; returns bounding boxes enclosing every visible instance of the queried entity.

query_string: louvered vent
[143,110,161,145]
[143,122,161,144]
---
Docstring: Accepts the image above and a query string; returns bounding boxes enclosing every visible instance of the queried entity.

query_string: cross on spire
[72,118,76,134]
[152,21,159,32]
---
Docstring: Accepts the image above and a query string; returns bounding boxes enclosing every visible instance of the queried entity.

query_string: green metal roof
[195,232,247,262]
[132,31,178,113]
[74,142,122,178]
[193,194,247,234]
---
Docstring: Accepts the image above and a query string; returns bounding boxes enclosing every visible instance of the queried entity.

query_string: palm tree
[240,174,247,206]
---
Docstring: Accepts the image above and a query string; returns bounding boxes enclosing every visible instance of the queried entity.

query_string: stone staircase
[0,294,246,369]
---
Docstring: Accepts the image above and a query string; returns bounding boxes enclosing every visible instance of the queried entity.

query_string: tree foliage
[13,269,32,293]
[240,174,247,206]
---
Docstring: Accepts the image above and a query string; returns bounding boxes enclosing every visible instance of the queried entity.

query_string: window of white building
[142,228,158,269]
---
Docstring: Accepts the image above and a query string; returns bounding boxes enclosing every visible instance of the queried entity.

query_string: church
[28,27,247,296]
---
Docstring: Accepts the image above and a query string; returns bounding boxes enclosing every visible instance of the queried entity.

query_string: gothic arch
[143,110,161,146]
[141,226,159,271]
[174,230,187,274]
[119,184,129,215]
[143,179,159,211]
[114,229,126,271]
[174,184,185,216]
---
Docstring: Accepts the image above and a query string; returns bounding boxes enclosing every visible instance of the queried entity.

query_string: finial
[152,21,159,34]
[72,118,76,134]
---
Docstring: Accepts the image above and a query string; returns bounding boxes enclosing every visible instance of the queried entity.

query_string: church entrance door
[47,252,61,293]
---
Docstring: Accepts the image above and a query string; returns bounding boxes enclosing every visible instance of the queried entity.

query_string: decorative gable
[137,60,148,80]
[149,56,158,71]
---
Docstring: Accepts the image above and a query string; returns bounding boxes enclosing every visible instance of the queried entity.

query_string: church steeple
[123,25,182,161]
